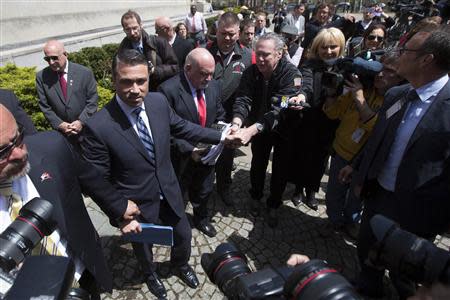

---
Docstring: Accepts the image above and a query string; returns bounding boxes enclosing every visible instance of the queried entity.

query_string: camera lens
[284,259,361,300]
[201,243,251,298]
[0,198,56,272]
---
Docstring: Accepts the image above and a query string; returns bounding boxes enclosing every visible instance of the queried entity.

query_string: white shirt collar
[415,74,449,102]
[116,94,146,118]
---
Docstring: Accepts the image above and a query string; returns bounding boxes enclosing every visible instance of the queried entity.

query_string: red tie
[58,72,67,100]
[196,90,206,127]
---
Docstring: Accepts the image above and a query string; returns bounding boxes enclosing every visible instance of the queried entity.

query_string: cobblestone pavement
[85,146,450,300]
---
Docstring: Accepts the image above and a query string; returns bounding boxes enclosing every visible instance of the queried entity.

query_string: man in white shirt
[184,4,207,46]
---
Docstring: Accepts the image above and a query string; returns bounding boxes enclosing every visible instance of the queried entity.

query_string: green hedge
[0,43,118,131]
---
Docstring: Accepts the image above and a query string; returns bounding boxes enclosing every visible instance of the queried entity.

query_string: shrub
[0,61,115,131]
[68,43,119,90]
[0,64,50,131]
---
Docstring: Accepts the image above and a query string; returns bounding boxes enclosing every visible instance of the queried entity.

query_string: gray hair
[253,32,285,52]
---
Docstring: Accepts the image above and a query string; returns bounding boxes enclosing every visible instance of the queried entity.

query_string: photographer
[231,33,303,227]
[322,52,405,237]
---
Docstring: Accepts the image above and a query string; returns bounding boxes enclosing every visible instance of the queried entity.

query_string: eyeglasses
[43,56,59,62]
[367,35,384,42]
[0,126,25,162]
[394,46,423,56]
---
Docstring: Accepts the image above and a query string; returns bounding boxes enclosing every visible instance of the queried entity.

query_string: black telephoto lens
[201,243,252,298]
[0,198,56,272]
[284,259,362,300]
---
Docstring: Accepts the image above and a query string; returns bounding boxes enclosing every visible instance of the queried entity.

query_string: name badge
[351,128,366,143]
[386,99,403,119]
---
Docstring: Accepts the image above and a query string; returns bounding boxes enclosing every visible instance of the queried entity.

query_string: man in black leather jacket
[231,33,304,227]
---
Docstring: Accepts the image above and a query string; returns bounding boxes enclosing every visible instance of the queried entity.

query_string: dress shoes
[291,190,305,206]
[304,191,319,211]
[145,272,167,299]
[194,218,217,237]
[176,265,199,288]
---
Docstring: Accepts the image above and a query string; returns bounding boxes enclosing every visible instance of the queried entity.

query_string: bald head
[0,105,29,181]
[184,48,215,90]
[155,16,174,40]
[43,39,67,72]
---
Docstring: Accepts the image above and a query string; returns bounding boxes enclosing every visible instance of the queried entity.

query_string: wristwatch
[255,122,264,133]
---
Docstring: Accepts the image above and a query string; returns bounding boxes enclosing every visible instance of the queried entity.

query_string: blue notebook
[122,223,173,246]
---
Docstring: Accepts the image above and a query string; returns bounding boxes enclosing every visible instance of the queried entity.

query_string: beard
[9,161,30,181]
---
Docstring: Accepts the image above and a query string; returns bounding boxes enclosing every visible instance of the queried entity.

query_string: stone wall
[0,0,213,69]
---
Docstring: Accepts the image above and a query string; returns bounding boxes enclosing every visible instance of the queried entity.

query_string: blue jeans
[325,153,362,225]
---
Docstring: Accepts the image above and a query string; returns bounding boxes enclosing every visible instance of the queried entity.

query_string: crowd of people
[0,2,449,299]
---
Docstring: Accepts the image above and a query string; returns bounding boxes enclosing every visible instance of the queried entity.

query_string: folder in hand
[122,223,173,246]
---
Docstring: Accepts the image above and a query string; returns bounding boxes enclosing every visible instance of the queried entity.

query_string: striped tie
[134,107,155,165]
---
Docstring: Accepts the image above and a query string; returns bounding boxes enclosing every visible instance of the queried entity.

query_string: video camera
[369,215,450,285]
[201,243,361,299]
[0,198,87,300]
[322,55,384,96]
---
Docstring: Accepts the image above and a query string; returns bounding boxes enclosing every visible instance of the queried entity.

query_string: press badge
[386,99,403,119]
[351,128,366,143]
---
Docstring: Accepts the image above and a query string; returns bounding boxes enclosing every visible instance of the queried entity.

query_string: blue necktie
[134,108,165,200]
[134,107,155,165]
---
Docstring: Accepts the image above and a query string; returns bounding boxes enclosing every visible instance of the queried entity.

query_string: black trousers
[215,147,235,192]
[178,156,215,219]
[132,200,192,274]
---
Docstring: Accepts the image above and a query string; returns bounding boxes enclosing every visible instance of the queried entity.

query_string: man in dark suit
[158,48,225,238]
[81,49,238,299]
[349,29,450,299]
[119,10,179,91]
[36,40,98,138]
[155,16,194,68]
[0,89,36,135]
[0,105,139,299]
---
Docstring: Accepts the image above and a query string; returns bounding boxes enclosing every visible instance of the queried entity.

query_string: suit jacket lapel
[205,87,215,126]
[107,98,154,164]
[26,147,68,236]
[180,73,200,122]
[65,62,74,103]
[404,81,450,153]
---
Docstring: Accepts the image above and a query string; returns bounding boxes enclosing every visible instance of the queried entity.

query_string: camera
[0,198,86,300]
[369,214,450,285]
[201,242,361,299]
[322,56,384,96]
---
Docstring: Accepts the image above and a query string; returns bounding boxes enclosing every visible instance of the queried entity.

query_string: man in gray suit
[36,40,98,137]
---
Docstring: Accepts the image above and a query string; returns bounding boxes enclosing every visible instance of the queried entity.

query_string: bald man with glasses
[36,40,98,140]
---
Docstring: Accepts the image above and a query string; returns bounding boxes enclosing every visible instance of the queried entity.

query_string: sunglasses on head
[367,35,384,42]
[0,125,25,161]
[43,55,59,62]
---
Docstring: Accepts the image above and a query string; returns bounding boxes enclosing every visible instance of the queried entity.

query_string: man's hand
[287,254,310,267]
[234,125,259,145]
[288,94,307,111]
[120,219,142,234]
[58,122,75,135]
[68,120,83,134]
[338,165,353,184]
[191,147,207,162]
[345,75,365,105]
[223,133,244,148]
[123,200,141,221]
